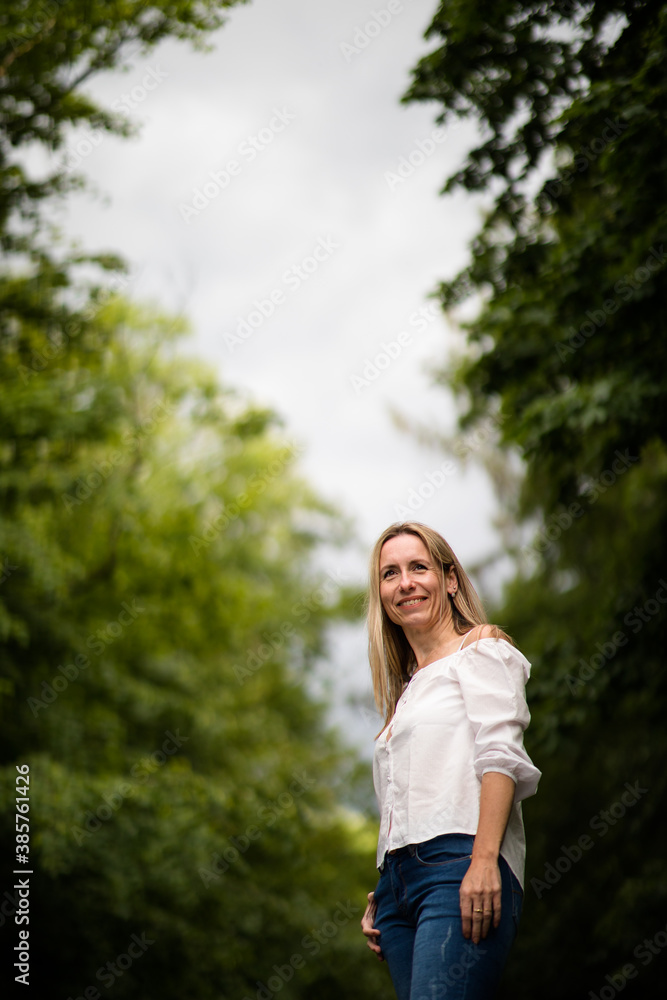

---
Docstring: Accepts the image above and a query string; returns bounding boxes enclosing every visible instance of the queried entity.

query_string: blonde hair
[366,521,511,732]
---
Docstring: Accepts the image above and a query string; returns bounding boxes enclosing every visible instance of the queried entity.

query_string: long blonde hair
[366,521,511,732]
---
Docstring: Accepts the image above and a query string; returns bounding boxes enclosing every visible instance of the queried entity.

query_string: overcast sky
[56,0,511,750]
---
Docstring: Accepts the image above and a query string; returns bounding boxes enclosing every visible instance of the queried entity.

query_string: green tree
[1,0,245,248]
[404,2,667,996]
[1,294,382,998]
[0,3,386,996]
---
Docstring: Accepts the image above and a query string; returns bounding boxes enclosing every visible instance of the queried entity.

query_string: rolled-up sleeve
[452,638,541,802]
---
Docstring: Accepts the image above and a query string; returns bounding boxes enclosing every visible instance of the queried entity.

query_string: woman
[360,521,540,1000]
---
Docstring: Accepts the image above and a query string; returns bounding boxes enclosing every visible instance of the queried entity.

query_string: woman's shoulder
[457,624,531,680]
[460,623,513,650]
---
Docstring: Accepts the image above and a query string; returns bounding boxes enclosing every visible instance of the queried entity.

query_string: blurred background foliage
[404,0,667,996]
[0,2,386,997]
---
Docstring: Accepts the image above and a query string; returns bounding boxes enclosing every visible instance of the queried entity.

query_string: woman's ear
[445,566,458,595]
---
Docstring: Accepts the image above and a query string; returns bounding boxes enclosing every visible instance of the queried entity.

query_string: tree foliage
[0,3,386,997]
[405,1,667,995]
[1,0,244,252]
[1,293,381,997]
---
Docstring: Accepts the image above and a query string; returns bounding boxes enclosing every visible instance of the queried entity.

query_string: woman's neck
[405,617,463,672]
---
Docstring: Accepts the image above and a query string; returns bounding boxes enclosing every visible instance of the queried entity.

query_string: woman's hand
[360,891,383,961]
[459,856,502,945]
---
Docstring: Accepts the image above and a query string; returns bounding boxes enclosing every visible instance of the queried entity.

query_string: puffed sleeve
[452,638,541,802]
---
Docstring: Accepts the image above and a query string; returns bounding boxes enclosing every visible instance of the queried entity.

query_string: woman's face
[379,533,454,630]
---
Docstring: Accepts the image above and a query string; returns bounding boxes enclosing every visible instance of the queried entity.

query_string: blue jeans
[374,833,522,1000]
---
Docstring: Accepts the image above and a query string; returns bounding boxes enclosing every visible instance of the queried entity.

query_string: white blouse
[372,636,541,888]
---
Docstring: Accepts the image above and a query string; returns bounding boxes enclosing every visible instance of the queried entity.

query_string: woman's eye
[382,564,427,577]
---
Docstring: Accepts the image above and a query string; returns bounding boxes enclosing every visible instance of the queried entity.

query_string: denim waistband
[378,833,475,872]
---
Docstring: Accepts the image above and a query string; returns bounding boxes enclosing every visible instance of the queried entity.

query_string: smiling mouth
[397,597,427,607]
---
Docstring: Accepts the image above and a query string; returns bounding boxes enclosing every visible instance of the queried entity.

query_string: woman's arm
[454,628,540,944]
[459,771,516,944]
